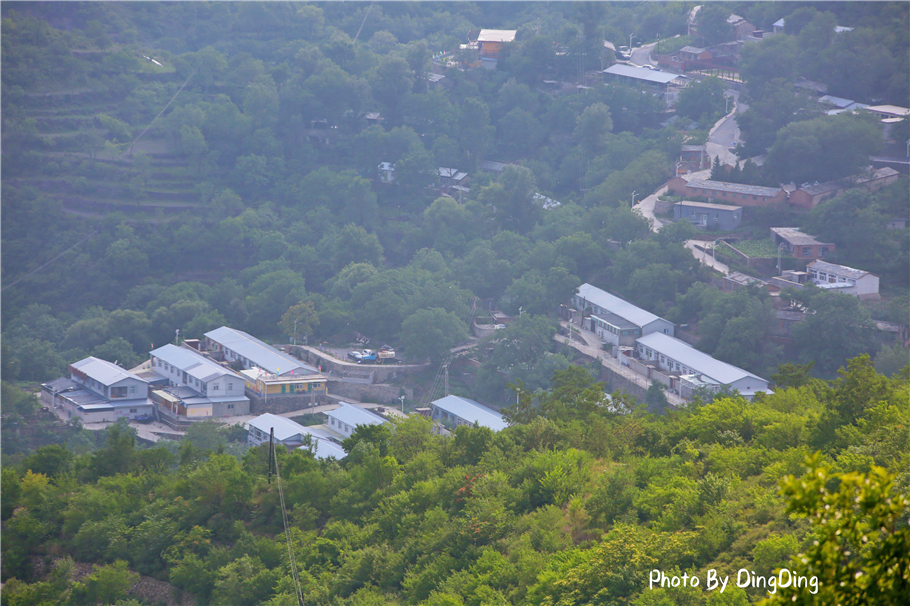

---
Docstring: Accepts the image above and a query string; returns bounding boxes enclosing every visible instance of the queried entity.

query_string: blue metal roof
[326,402,388,429]
[576,284,670,331]
[150,344,241,384]
[205,326,317,376]
[71,357,145,386]
[636,332,767,386]
[431,395,507,431]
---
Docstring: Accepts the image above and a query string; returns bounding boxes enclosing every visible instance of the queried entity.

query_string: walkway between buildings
[555,321,685,407]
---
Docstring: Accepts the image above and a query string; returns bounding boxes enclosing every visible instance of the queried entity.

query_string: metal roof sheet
[326,402,388,429]
[604,64,680,85]
[770,228,833,247]
[205,327,317,376]
[686,179,782,197]
[808,260,872,280]
[431,395,507,431]
[150,344,241,383]
[576,284,670,331]
[636,333,767,386]
[477,29,516,43]
[248,413,307,442]
[71,357,146,387]
[676,201,742,211]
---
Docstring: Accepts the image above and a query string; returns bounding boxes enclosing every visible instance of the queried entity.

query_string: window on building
[714,213,719,219]
[213,384,219,390]
[228,404,234,410]
[227,383,233,391]
[802,247,811,256]
[130,408,137,413]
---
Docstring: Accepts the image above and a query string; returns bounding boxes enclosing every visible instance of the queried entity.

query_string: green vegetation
[1,362,907,605]
[723,239,789,259]
[2,3,909,603]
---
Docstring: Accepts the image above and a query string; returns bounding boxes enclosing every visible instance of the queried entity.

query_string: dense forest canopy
[2,2,909,605]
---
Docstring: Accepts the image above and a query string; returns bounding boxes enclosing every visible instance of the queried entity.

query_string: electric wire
[273,448,305,606]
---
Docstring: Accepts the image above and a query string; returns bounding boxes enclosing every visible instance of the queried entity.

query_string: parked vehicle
[358,349,378,363]
[134,414,154,424]
[347,351,364,362]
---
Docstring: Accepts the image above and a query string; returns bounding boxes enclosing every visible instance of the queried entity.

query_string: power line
[2,231,97,292]
[273,447,305,606]
[352,0,375,42]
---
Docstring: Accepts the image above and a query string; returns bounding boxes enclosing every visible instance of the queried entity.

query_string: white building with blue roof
[573,283,675,348]
[204,326,318,377]
[42,357,153,423]
[635,332,770,400]
[247,413,347,460]
[431,395,508,432]
[325,402,388,439]
[149,344,249,417]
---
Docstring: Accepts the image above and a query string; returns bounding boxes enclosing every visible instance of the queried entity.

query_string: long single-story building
[635,333,770,400]
[807,260,880,300]
[572,283,675,347]
[431,395,507,432]
[668,177,788,206]
[204,326,318,377]
[674,201,742,230]
[325,402,389,440]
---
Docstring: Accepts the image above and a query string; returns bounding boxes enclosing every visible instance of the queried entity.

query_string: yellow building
[240,367,326,397]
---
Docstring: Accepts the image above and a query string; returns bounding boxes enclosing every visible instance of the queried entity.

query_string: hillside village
[2,3,909,606]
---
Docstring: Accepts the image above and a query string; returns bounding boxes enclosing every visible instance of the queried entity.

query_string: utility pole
[631,191,638,207]
[399,395,405,414]
[268,427,274,485]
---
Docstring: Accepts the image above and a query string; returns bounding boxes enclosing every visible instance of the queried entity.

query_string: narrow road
[685,240,730,274]
[556,321,685,407]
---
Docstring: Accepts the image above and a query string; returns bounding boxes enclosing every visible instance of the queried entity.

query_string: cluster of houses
[571,284,771,400]
[667,166,900,212]
[42,326,327,424]
[246,394,507,460]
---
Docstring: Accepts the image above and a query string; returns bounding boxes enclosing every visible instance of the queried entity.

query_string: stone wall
[290,345,428,383]
[328,381,414,405]
[598,365,648,401]
[249,392,332,415]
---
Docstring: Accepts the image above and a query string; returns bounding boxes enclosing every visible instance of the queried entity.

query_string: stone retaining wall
[249,393,332,415]
[328,381,413,404]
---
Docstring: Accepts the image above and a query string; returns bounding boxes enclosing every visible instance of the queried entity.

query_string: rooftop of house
[864,105,910,117]
[577,283,670,330]
[326,402,387,429]
[819,94,857,108]
[477,29,517,43]
[676,200,742,211]
[796,180,843,196]
[480,160,506,172]
[637,332,767,387]
[205,326,316,376]
[725,271,769,287]
[681,144,706,152]
[248,413,307,442]
[432,395,507,431]
[808,259,875,280]
[150,344,242,383]
[301,436,347,460]
[685,179,783,197]
[70,357,146,387]
[591,310,638,331]
[679,45,709,54]
[604,63,680,85]
[577,285,659,326]
[770,227,834,247]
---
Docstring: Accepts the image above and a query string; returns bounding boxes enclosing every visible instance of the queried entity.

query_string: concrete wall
[249,392,332,415]
[327,381,414,405]
[291,346,427,383]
